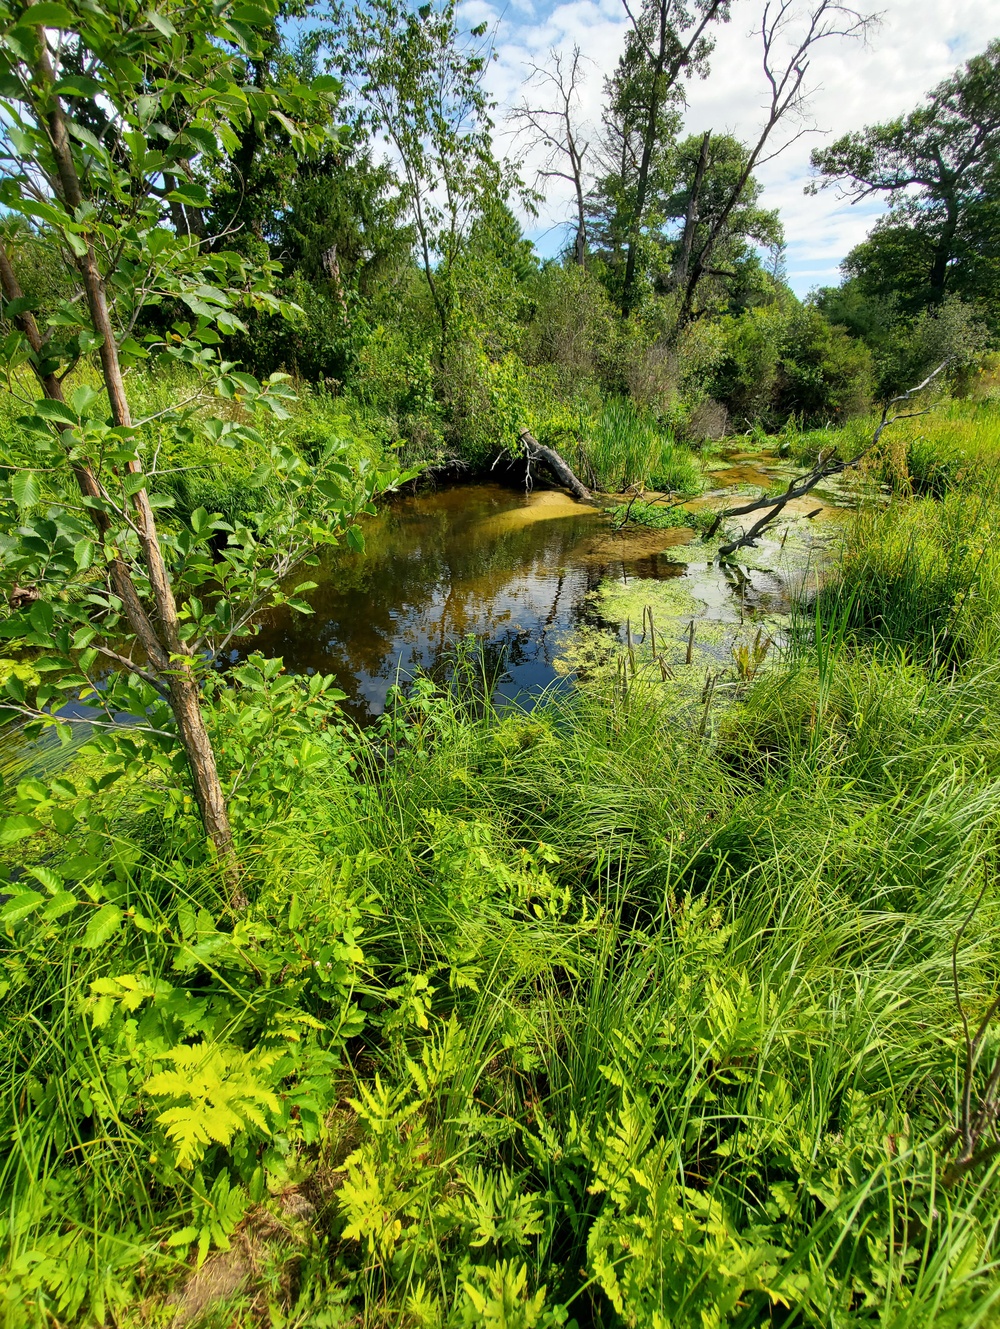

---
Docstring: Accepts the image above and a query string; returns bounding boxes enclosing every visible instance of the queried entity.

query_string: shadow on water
[239,483,693,724]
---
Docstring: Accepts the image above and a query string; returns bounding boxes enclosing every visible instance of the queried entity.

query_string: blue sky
[462,0,991,295]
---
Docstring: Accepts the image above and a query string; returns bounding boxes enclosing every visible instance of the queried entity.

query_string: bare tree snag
[619,0,728,314]
[510,47,592,267]
[705,363,949,558]
[519,429,594,502]
[675,0,871,330]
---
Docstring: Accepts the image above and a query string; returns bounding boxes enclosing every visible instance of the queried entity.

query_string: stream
[2,451,850,778]
[241,453,848,723]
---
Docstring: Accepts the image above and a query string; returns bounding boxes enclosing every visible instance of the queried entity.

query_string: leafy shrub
[711,302,873,430]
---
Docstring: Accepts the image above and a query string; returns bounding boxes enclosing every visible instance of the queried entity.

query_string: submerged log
[518,428,593,503]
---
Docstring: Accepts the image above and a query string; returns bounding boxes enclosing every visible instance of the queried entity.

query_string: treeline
[9,2,1000,469]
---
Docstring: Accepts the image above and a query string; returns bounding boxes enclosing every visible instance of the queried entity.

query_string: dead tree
[510,47,592,266]
[704,363,949,558]
[675,0,872,329]
[519,428,594,502]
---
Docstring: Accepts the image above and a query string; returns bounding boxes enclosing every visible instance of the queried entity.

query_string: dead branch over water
[705,362,950,558]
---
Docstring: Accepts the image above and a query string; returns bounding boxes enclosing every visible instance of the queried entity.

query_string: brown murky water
[242,466,842,722]
[241,484,695,722]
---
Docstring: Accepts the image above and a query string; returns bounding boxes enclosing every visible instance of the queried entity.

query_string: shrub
[710,302,874,430]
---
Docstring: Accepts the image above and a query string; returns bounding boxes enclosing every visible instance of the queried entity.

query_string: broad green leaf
[81,904,123,947]
[11,470,40,508]
[167,181,209,207]
[146,9,177,36]
[54,75,103,96]
[32,399,78,424]
[0,891,45,925]
[29,600,54,636]
[42,892,79,921]
[0,815,40,846]
[19,3,76,25]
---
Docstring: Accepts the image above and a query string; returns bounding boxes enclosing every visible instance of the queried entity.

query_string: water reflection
[244,483,691,722]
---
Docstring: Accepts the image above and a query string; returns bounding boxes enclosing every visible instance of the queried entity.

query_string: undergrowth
[3,411,1000,1325]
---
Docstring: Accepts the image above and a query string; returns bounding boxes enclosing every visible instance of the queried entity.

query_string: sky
[461,0,993,296]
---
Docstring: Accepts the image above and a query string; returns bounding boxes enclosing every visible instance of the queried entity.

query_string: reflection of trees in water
[242,485,686,721]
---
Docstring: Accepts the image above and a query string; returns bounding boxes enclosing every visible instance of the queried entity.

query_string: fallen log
[518,428,594,503]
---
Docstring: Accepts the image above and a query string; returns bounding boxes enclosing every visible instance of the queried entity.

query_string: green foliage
[572,396,703,492]
[609,497,698,529]
[710,300,873,429]
[811,39,1000,327]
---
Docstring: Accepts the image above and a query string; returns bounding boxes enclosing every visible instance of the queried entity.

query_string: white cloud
[472,0,995,294]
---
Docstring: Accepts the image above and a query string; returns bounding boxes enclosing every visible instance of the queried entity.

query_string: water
[240,483,696,723]
[2,458,844,768]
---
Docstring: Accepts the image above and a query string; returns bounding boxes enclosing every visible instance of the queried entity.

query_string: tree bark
[930,191,959,299]
[670,130,711,294]
[23,28,240,897]
[519,429,594,501]
[620,0,724,315]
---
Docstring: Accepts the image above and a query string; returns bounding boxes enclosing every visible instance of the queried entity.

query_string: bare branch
[706,361,949,557]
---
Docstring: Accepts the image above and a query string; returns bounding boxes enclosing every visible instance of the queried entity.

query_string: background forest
[2,0,1000,1324]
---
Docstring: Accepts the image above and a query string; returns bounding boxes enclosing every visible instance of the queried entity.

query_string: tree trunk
[930,194,959,300]
[25,34,240,899]
[519,429,594,501]
[671,130,711,295]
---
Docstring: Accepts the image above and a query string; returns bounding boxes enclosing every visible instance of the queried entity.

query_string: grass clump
[574,397,703,494]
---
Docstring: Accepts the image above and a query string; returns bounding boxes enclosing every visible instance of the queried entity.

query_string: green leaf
[19,3,76,25]
[1,891,45,925]
[146,9,177,36]
[81,904,123,948]
[42,892,79,921]
[69,384,101,415]
[0,815,40,846]
[11,470,40,507]
[54,74,103,96]
[167,181,209,207]
[29,600,54,636]
[33,399,78,424]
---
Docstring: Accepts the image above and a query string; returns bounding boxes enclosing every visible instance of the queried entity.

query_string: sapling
[0,0,404,897]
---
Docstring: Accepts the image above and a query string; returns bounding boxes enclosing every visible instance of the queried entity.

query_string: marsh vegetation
[1,0,1000,1323]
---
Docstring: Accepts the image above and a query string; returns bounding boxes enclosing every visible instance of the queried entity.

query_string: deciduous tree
[0,0,394,895]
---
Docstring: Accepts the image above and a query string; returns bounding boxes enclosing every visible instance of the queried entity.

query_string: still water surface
[244,483,694,722]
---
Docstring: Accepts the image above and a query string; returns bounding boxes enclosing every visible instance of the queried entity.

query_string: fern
[167,1168,250,1268]
[144,1042,281,1169]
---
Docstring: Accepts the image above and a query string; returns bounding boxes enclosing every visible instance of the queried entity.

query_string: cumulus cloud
[471,0,990,294]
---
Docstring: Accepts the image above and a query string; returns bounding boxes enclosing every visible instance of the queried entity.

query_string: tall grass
[573,396,703,494]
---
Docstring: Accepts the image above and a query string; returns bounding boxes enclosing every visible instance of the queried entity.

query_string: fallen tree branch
[705,362,949,558]
[519,428,594,502]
